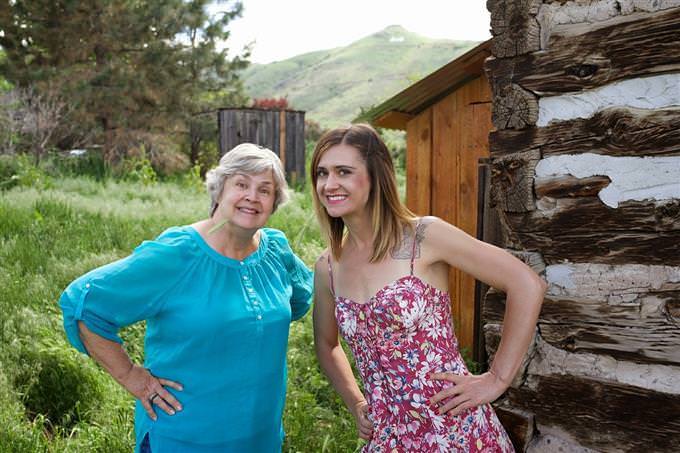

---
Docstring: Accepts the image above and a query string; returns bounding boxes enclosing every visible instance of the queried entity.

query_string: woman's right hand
[352,400,374,440]
[119,365,184,421]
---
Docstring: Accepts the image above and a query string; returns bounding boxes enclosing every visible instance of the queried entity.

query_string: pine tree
[0,0,248,163]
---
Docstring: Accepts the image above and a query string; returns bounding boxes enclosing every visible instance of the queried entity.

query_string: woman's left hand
[429,372,508,416]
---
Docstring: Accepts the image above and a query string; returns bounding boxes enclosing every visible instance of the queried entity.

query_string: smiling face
[216,170,276,231]
[315,143,371,219]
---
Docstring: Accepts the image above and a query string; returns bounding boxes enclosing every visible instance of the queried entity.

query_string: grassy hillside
[242,25,478,127]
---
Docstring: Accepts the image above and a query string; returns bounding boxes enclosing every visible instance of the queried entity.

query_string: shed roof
[355,40,491,130]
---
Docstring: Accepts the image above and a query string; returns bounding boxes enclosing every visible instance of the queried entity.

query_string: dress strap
[410,219,420,275]
[327,254,336,297]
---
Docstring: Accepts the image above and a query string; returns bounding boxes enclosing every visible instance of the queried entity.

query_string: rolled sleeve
[289,252,313,321]
[59,228,189,355]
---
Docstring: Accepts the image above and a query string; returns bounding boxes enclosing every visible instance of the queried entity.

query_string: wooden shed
[360,41,494,360]
[218,108,306,184]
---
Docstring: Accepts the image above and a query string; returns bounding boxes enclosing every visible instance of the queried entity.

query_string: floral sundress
[329,227,515,452]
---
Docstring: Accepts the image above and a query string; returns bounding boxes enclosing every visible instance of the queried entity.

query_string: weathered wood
[279,110,286,170]
[218,108,305,183]
[491,84,539,130]
[490,149,540,213]
[545,263,680,303]
[537,0,680,50]
[502,197,680,265]
[506,374,680,452]
[485,320,680,394]
[284,110,306,183]
[406,109,432,215]
[489,107,680,157]
[537,74,680,127]
[485,290,680,365]
[535,175,611,198]
[488,0,541,58]
[494,404,535,452]
[486,7,680,95]
[535,153,680,209]
[508,250,546,275]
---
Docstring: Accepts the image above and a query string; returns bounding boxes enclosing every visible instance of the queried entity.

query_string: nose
[324,172,340,190]
[245,186,260,201]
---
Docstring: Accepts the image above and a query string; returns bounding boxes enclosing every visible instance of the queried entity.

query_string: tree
[175,0,250,166]
[0,0,249,164]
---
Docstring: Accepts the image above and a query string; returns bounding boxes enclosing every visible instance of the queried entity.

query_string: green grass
[0,176,361,453]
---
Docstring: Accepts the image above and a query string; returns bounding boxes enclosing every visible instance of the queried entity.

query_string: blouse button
[243,275,249,280]
[85,283,91,289]
[240,262,245,266]
[256,315,262,320]
[253,300,259,306]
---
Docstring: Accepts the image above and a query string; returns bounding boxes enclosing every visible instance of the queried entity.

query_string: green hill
[241,25,478,128]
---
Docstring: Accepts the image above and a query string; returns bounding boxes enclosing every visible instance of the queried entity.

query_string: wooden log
[491,83,539,130]
[485,8,680,95]
[537,0,680,49]
[502,197,680,265]
[487,0,541,58]
[484,290,680,365]
[485,319,680,394]
[544,263,680,303]
[505,374,680,452]
[534,175,611,198]
[537,74,679,127]
[489,107,680,158]
[490,149,540,212]
[508,250,546,275]
[493,404,535,453]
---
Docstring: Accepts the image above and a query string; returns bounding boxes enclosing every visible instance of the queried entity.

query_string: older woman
[59,144,313,452]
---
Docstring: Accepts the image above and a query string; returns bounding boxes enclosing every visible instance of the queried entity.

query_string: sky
[217,1,491,64]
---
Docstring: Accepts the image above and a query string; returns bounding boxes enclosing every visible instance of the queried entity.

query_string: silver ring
[149,392,160,403]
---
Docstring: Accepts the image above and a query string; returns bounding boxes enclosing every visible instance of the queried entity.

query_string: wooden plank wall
[406,75,491,353]
[485,1,680,451]
[218,108,306,182]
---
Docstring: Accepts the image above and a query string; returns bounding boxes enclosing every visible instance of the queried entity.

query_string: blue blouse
[59,226,313,452]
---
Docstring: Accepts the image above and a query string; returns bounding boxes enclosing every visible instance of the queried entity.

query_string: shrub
[0,153,52,190]
[13,345,102,433]
[252,97,290,110]
[119,147,158,186]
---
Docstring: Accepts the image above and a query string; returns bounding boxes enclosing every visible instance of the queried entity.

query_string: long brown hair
[310,123,415,262]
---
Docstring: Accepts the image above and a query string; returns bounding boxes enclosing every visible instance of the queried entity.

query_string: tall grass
[0,176,362,452]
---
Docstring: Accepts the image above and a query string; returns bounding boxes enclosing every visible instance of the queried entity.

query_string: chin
[234,215,267,230]
[324,206,355,219]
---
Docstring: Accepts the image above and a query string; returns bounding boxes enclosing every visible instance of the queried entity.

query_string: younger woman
[311,124,545,452]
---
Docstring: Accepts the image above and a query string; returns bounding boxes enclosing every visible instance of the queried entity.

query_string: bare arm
[312,255,373,440]
[78,322,183,420]
[423,217,546,414]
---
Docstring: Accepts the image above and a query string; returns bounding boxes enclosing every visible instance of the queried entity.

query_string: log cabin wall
[484,1,680,451]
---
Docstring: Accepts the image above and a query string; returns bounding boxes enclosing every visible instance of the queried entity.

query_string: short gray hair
[205,143,289,215]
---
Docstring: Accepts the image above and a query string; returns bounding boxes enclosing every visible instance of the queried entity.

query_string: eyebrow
[233,173,274,185]
[316,164,357,170]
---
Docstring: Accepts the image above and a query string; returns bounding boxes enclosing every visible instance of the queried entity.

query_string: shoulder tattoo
[390,217,434,259]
